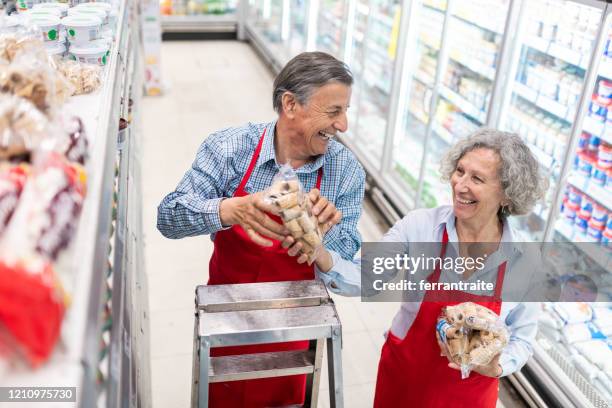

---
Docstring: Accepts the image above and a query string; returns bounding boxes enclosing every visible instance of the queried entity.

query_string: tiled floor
[141,41,395,408]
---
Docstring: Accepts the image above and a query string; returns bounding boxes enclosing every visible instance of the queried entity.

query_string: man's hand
[219,192,288,247]
[308,188,342,234]
[447,354,502,378]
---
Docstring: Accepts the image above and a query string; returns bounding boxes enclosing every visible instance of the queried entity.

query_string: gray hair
[439,128,549,217]
[272,52,353,113]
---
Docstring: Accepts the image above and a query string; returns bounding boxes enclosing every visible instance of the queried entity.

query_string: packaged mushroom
[436,302,509,379]
[265,163,323,264]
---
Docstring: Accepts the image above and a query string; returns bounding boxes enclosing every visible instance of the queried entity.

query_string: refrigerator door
[251,0,284,43]
[498,0,602,241]
[419,0,510,209]
[288,0,308,56]
[391,0,448,206]
[348,0,402,169]
[316,0,349,58]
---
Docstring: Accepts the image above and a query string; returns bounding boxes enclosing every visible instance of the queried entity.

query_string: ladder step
[209,350,315,383]
[196,280,329,312]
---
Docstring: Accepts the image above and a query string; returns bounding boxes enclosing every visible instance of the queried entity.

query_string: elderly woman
[290,129,548,407]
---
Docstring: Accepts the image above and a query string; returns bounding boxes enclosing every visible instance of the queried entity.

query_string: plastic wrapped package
[264,163,323,263]
[0,54,73,113]
[0,94,49,160]
[553,303,593,324]
[0,30,47,64]
[61,116,88,165]
[561,322,606,344]
[0,163,30,237]
[0,152,86,366]
[55,60,102,95]
[573,340,612,371]
[436,302,509,379]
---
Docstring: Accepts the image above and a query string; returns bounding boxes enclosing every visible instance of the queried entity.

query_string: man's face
[291,82,351,156]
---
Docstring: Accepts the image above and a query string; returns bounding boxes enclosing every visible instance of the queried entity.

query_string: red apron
[373,228,506,408]
[207,128,323,407]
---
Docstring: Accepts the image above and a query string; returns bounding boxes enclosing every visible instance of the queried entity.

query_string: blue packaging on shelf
[579,199,593,218]
[587,220,604,242]
[592,164,607,186]
[575,214,590,235]
[578,132,590,152]
[589,135,601,151]
[578,154,595,178]
[568,187,582,205]
[592,205,608,225]
[563,202,580,223]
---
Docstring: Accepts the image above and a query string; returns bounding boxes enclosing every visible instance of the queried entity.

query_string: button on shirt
[317,205,540,377]
[157,121,366,260]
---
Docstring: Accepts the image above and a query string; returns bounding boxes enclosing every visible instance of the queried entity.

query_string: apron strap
[315,167,323,189]
[493,262,506,300]
[235,128,267,194]
[428,228,449,283]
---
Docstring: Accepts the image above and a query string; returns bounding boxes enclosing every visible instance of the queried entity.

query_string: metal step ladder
[191,279,344,408]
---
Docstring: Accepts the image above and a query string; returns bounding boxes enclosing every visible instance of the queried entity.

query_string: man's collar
[255,121,326,173]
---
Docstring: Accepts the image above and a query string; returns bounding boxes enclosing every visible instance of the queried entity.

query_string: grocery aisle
[141,40,395,408]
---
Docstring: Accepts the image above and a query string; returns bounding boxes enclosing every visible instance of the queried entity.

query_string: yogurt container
[62,15,102,44]
[578,132,590,152]
[579,199,593,218]
[26,8,62,17]
[44,40,66,60]
[69,42,109,65]
[68,7,107,25]
[3,15,22,33]
[563,202,580,223]
[28,15,61,41]
[32,2,69,17]
[589,135,601,152]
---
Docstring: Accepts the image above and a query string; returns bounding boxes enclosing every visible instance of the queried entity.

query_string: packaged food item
[0,31,47,64]
[68,42,109,66]
[67,7,108,25]
[56,60,102,95]
[561,322,606,344]
[0,94,49,160]
[0,152,86,263]
[436,302,509,379]
[0,163,30,236]
[553,302,593,324]
[61,15,102,44]
[26,15,61,42]
[44,41,66,61]
[264,163,323,264]
[574,339,612,371]
[32,2,69,18]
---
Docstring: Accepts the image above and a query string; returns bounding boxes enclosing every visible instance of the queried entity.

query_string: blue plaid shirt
[157,121,366,260]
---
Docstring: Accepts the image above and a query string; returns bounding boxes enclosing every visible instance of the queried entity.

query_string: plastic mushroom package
[264,163,324,264]
[436,302,509,379]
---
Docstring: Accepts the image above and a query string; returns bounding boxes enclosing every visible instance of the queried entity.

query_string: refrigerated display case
[0,1,151,406]
[243,1,612,404]
[288,0,308,56]
[315,0,348,58]
[160,0,239,33]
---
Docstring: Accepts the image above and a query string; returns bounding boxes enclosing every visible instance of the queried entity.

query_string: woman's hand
[447,354,502,378]
[308,188,342,234]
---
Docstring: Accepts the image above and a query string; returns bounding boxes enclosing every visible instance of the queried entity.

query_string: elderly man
[157,51,365,407]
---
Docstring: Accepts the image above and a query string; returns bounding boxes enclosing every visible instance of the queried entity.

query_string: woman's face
[450,148,506,225]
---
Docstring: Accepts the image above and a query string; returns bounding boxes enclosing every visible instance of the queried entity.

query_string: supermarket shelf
[161,14,237,33]
[568,174,612,211]
[514,81,572,122]
[320,11,342,28]
[525,35,589,69]
[449,50,495,81]
[432,122,454,145]
[583,114,612,145]
[438,86,486,123]
[555,221,611,273]
[452,10,503,36]
[408,108,428,125]
[0,0,131,405]
[527,141,556,170]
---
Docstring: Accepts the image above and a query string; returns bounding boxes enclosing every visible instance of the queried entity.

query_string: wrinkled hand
[447,354,502,378]
[219,192,288,247]
[308,188,342,234]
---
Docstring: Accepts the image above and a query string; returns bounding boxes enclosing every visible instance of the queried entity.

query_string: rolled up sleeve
[157,137,229,239]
